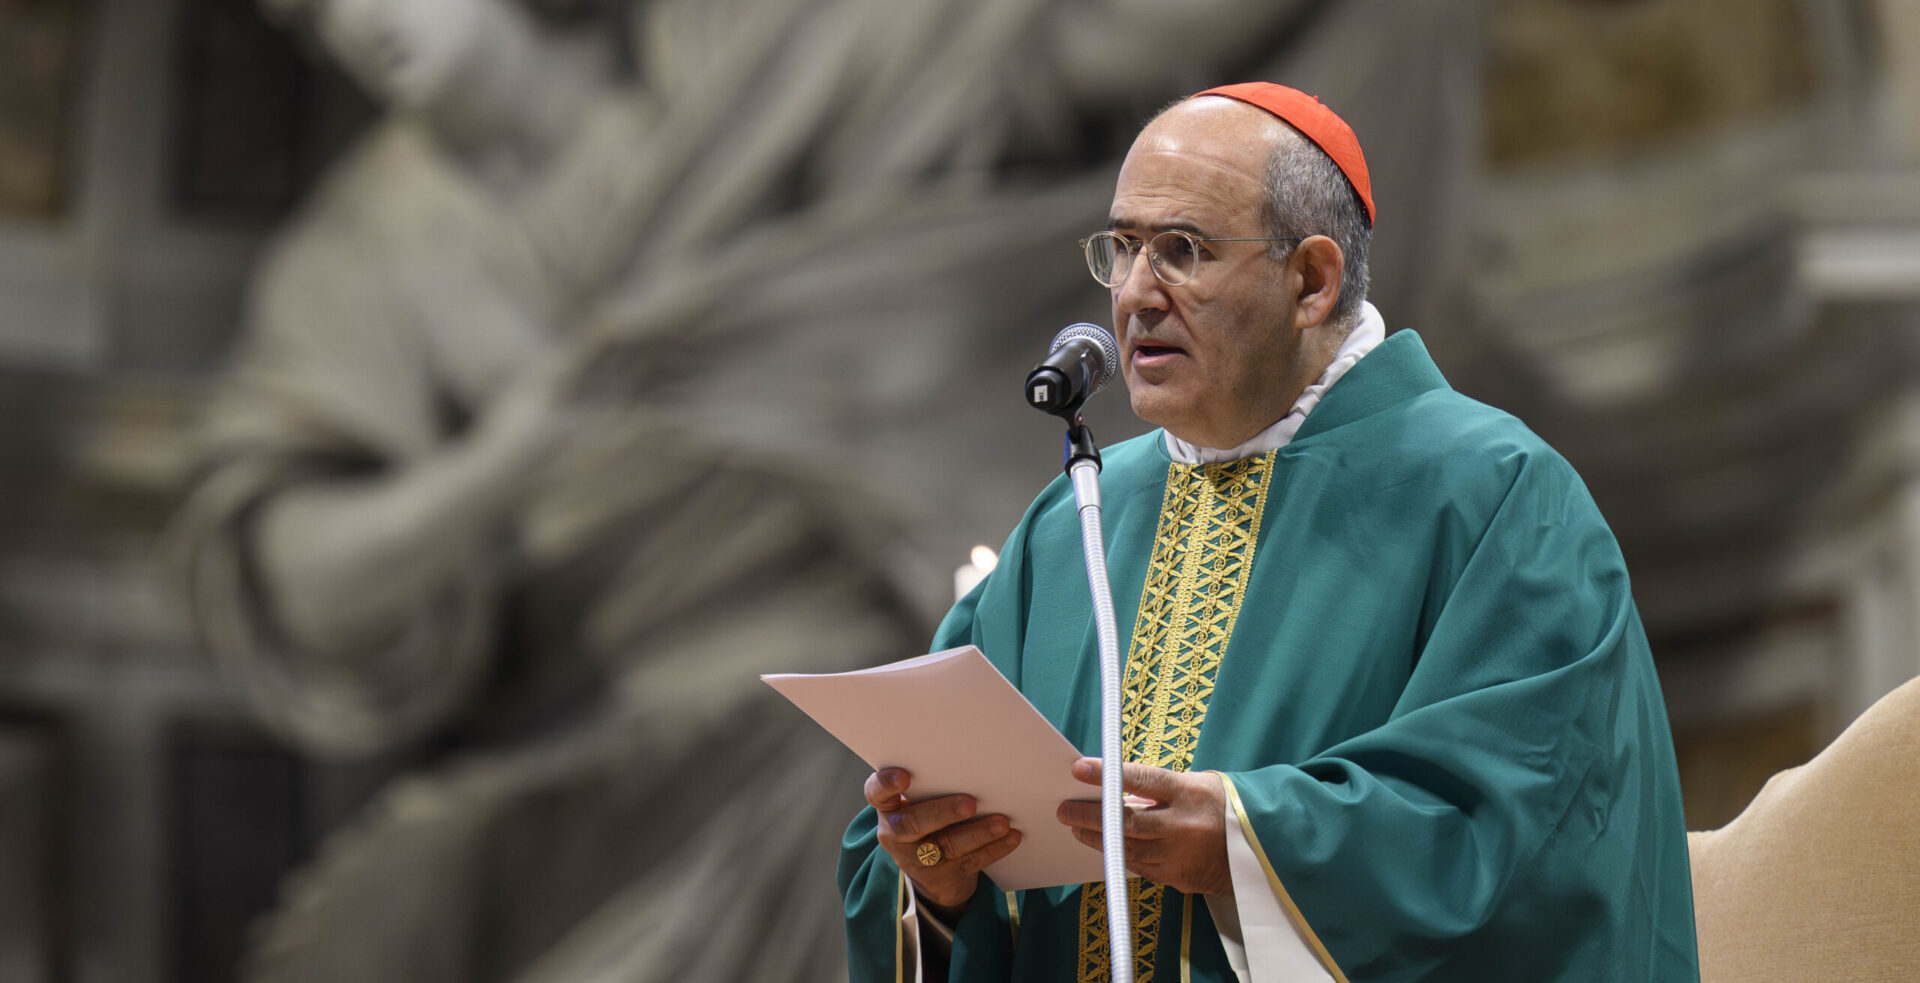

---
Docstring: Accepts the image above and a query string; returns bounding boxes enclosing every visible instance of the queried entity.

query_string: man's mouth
[1133,344,1186,361]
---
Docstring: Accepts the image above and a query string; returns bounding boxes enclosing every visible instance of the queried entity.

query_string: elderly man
[838,84,1700,982]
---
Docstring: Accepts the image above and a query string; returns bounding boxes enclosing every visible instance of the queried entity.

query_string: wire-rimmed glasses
[1079,229,1302,287]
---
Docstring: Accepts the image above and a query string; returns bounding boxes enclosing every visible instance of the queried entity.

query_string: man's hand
[1056,757,1230,896]
[865,768,1024,919]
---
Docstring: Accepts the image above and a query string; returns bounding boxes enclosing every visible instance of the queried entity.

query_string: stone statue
[170,0,1478,979]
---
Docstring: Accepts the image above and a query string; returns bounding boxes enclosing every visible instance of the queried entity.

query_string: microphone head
[1049,323,1120,396]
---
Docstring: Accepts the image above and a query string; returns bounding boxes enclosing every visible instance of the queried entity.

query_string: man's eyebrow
[1106,216,1208,237]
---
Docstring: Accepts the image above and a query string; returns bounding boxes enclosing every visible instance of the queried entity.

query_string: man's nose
[1113,249,1170,316]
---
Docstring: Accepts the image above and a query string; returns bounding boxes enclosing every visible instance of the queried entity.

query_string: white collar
[1163,301,1387,464]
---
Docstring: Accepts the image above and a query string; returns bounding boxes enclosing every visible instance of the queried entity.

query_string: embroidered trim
[1077,877,1163,983]
[1007,891,1022,947]
[1076,453,1275,982]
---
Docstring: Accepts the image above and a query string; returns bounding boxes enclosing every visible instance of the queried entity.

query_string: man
[838,84,1700,982]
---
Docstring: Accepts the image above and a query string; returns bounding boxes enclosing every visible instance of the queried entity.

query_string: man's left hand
[1056,757,1230,896]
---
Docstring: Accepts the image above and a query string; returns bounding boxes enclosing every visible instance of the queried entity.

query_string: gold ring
[915,841,945,867]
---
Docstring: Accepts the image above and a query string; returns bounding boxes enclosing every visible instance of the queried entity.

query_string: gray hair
[1262,124,1371,328]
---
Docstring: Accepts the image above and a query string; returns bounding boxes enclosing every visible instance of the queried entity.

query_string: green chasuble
[839,331,1700,982]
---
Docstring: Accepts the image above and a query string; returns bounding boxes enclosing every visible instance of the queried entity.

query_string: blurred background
[1,0,1917,980]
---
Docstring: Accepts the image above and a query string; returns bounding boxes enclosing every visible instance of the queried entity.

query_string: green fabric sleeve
[1222,444,1693,980]
[836,833,904,983]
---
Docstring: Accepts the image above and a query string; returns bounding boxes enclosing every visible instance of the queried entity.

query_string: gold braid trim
[1076,453,1275,982]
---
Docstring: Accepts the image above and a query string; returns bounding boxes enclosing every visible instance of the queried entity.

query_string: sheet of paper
[763,645,1103,890]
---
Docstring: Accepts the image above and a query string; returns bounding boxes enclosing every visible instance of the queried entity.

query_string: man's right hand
[865,768,1023,918]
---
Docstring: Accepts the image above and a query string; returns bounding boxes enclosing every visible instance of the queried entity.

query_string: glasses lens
[1085,233,1127,286]
[1150,231,1198,285]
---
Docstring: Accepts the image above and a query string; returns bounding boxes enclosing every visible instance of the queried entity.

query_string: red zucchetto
[1191,82,1374,226]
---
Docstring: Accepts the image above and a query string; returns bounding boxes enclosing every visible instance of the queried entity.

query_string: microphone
[1025,323,1119,419]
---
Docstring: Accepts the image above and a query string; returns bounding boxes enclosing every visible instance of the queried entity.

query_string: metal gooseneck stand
[1027,323,1132,983]
[1065,417,1134,983]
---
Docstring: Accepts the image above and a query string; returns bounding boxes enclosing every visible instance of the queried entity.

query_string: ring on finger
[915,841,945,867]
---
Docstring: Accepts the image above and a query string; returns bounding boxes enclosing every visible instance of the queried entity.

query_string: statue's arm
[251,350,574,656]
[173,235,607,753]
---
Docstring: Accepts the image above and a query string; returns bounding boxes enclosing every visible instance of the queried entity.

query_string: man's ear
[1290,235,1345,331]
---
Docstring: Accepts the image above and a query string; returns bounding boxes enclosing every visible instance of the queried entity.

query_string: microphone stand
[1027,323,1129,980]
[1062,415,1134,983]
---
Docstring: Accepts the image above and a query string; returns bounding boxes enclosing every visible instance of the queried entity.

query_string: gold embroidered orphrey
[1075,452,1276,983]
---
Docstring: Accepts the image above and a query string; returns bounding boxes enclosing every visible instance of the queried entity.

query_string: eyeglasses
[1079,229,1303,288]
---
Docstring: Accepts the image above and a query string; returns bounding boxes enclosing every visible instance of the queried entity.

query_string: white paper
[763,645,1103,890]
